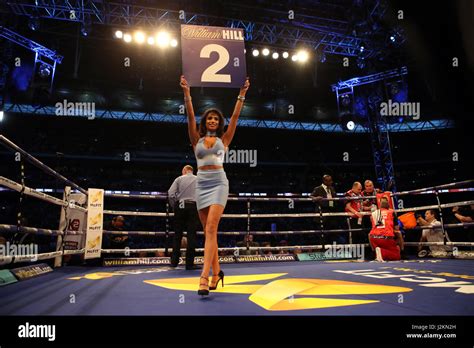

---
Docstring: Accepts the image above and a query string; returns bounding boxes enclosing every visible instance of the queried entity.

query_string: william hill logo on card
[181,26,244,41]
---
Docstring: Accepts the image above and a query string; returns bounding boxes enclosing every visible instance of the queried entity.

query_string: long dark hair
[198,108,225,137]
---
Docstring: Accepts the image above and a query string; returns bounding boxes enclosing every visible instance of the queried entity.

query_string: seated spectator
[452,205,474,223]
[103,215,129,255]
[451,205,474,249]
[260,242,272,256]
[417,209,452,256]
[278,240,288,254]
[293,247,302,255]
[236,234,259,255]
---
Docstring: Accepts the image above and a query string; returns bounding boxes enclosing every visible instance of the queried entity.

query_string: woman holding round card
[180,75,250,296]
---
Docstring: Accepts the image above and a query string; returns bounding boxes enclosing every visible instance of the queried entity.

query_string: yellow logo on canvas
[144,273,412,311]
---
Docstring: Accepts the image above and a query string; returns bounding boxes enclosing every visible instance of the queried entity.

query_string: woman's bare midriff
[198,165,223,171]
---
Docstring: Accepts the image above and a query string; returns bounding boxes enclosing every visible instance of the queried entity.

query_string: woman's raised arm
[180,75,199,146]
[222,77,250,147]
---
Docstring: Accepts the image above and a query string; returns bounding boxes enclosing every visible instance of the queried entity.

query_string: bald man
[362,180,382,211]
[168,165,199,270]
[362,179,382,230]
[344,182,366,244]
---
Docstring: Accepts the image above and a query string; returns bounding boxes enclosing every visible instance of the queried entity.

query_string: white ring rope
[100,244,344,254]
[2,134,473,265]
[101,229,369,236]
[2,241,471,265]
[0,135,87,194]
[0,176,87,212]
[102,200,474,219]
[101,222,474,236]
[103,210,168,217]
[395,200,474,213]
[101,241,474,254]
[104,193,166,200]
[392,179,474,196]
[0,249,85,265]
[2,221,471,240]
[0,224,85,236]
[103,183,473,202]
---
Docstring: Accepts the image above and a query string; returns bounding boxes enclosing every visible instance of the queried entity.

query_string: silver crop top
[194,136,226,167]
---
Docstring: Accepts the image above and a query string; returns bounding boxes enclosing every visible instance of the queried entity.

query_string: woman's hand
[239,77,250,96]
[180,75,190,94]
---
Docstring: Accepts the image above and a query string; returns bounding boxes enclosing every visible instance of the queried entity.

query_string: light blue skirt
[196,169,229,210]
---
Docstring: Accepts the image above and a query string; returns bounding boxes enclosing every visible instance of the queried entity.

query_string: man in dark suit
[311,175,346,244]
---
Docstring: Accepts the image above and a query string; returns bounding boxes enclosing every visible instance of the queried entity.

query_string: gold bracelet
[237,95,245,101]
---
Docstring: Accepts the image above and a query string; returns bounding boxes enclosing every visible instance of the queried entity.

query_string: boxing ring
[1,134,473,315]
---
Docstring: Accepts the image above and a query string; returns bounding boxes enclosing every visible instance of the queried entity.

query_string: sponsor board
[0,269,18,286]
[84,189,104,259]
[235,254,295,263]
[194,255,236,264]
[297,251,357,262]
[104,256,236,267]
[103,254,296,266]
[104,257,172,267]
[11,263,53,281]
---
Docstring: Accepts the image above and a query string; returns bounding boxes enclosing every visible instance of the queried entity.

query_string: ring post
[434,189,448,248]
[347,218,353,245]
[318,205,325,248]
[246,199,251,253]
[55,186,70,267]
[165,201,170,257]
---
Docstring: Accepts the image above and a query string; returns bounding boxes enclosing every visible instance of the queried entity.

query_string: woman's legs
[200,204,224,280]
[198,206,209,272]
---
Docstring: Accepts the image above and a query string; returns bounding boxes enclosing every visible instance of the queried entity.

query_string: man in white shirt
[168,165,199,269]
[417,209,451,255]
